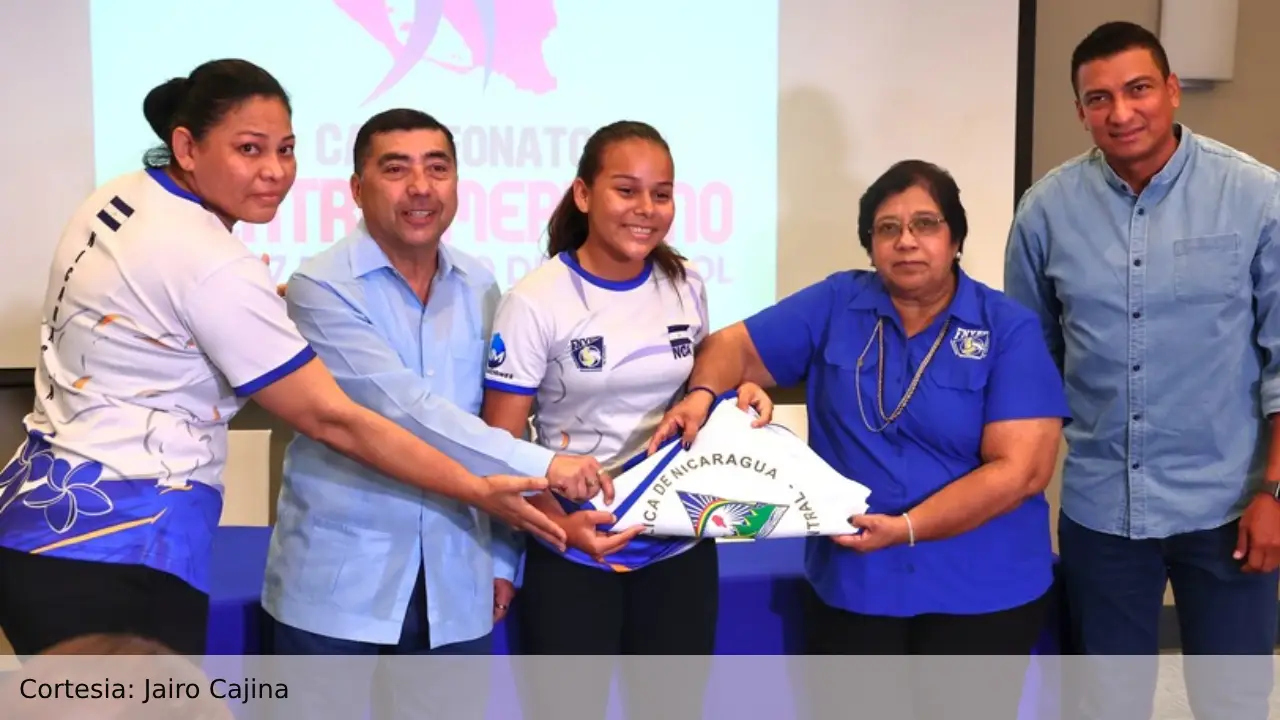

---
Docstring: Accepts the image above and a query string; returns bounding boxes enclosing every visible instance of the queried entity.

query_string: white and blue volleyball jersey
[0,168,313,593]
[483,251,708,572]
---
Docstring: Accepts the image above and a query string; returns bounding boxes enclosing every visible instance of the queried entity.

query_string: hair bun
[142,77,192,142]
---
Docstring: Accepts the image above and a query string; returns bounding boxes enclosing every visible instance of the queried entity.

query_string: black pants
[0,547,208,656]
[801,584,1049,720]
[516,539,719,720]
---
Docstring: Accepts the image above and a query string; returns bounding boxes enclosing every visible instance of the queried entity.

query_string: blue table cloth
[207,527,1061,719]
[209,527,844,656]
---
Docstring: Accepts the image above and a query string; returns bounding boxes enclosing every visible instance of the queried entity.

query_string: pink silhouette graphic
[334,0,557,104]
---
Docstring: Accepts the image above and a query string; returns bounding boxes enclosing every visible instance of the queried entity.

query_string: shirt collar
[347,220,466,281]
[848,267,984,327]
[1095,122,1195,197]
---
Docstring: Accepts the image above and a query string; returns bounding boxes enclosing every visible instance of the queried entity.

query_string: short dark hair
[352,109,457,175]
[142,59,291,168]
[857,160,967,257]
[1071,21,1171,96]
[546,120,686,283]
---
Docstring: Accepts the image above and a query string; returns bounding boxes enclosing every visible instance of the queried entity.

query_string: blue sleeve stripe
[232,345,317,397]
[483,379,537,395]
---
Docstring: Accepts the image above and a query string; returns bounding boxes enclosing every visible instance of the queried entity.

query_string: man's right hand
[547,455,612,504]
[473,475,567,552]
[559,510,645,564]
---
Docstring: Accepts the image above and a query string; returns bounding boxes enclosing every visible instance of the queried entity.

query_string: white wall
[0,0,1025,653]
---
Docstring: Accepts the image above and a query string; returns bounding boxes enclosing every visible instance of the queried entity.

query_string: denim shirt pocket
[1173,233,1242,304]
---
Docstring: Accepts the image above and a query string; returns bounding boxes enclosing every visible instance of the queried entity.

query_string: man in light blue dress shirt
[1005,22,1280,720]
[259,109,603,719]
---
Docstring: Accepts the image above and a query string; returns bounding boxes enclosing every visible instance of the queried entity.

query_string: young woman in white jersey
[482,121,770,720]
[0,59,569,657]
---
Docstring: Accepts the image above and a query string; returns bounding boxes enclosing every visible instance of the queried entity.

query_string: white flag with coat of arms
[582,398,872,539]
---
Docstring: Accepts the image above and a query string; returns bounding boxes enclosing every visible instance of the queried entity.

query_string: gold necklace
[855,316,951,432]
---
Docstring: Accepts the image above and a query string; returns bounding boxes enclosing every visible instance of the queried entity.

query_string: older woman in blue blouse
[650,160,1070,720]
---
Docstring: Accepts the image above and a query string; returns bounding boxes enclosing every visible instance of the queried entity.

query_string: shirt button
[1132,311,1141,319]
[1131,462,1140,470]
[1137,207,1145,215]
[1132,413,1142,421]
[1132,364,1141,372]
[1133,259,1142,267]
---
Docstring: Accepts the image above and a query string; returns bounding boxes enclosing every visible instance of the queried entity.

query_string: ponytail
[546,186,589,258]
[651,243,687,283]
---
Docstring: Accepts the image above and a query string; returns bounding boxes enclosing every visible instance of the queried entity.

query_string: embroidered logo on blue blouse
[950,328,990,360]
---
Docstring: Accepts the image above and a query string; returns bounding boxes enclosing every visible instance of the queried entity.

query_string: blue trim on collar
[558,251,652,291]
[145,167,203,205]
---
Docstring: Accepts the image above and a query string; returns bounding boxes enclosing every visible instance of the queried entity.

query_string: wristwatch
[1261,480,1280,501]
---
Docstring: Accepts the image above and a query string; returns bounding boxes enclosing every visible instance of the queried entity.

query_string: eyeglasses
[872,216,947,241]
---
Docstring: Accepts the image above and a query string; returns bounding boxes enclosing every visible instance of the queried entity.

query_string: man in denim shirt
[1005,21,1280,720]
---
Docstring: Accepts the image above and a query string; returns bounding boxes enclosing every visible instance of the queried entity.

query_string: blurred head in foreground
[3,634,232,720]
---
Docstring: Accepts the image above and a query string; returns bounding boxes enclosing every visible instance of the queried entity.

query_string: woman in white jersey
[0,59,565,657]
[482,121,770,720]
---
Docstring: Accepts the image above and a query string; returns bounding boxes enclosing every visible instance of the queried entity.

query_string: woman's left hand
[832,514,911,552]
[735,382,773,427]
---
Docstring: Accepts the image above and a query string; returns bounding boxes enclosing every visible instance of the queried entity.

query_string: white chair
[770,404,809,443]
